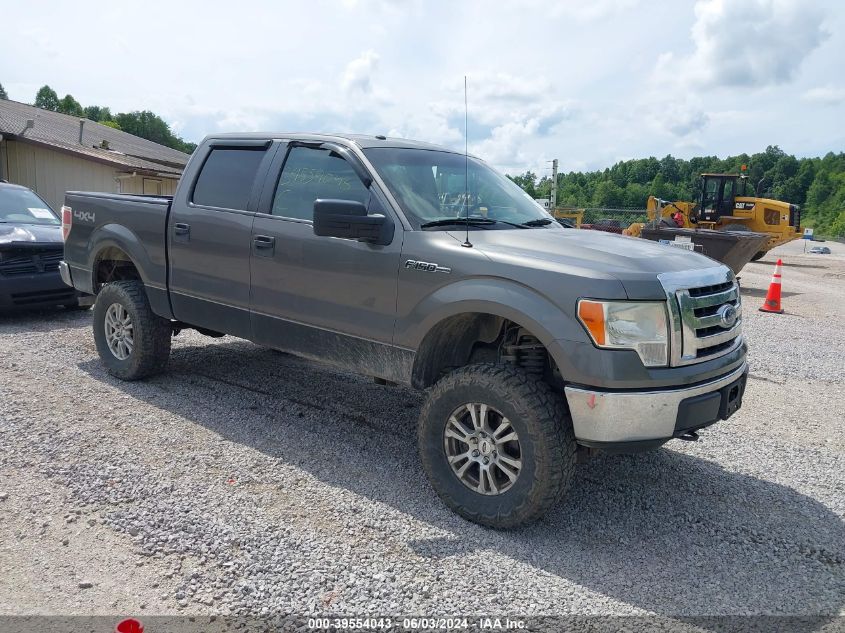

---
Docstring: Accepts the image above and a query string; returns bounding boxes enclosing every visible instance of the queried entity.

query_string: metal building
[0,99,189,210]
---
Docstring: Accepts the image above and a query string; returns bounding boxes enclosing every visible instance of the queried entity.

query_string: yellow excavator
[623,172,802,271]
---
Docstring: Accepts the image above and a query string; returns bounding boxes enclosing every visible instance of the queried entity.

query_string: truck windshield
[0,187,58,225]
[364,148,553,229]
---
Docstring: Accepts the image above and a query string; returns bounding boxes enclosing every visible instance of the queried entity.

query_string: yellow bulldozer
[625,173,802,265]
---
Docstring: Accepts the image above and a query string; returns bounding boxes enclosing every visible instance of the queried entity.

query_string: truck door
[249,142,404,376]
[168,140,275,338]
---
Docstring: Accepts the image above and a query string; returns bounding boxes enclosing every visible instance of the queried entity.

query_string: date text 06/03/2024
[306,617,526,630]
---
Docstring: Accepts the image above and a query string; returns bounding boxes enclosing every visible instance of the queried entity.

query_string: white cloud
[452,72,552,105]
[655,0,828,89]
[501,0,640,22]
[660,102,710,137]
[342,50,380,94]
[0,0,841,174]
[471,119,542,171]
[803,85,845,105]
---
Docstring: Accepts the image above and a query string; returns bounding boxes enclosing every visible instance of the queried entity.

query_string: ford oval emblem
[717,304,738,329]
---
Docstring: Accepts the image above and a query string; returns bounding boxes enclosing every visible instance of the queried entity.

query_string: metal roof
[0,99,189,176]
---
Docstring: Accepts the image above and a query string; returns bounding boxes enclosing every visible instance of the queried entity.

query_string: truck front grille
[0,248,64,277]
[658,268,743,366]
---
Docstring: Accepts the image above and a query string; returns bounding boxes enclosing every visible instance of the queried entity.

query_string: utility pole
[551,158,558,210]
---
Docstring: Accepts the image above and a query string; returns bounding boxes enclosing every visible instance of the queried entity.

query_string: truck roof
[201,132,461,154]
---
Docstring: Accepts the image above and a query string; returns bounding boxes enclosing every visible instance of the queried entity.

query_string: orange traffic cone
[759,258,785,314]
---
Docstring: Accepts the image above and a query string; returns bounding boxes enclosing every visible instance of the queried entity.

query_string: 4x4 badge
[404,259,451,274]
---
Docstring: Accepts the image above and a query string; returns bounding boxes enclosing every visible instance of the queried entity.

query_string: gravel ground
[1,240,843,625]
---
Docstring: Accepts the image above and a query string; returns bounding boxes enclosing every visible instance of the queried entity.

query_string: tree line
[0,82,196,154]
[510,145,845,237]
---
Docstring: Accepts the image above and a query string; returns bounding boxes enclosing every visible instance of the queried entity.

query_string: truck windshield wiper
[419,218,498,228]
[419,217,552,230]
[520,218,554,227]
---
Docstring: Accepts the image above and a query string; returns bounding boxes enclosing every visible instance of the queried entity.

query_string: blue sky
[1,0,843,174]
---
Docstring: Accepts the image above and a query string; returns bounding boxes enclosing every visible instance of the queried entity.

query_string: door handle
[174,223,190,236]
[253,235,275,248]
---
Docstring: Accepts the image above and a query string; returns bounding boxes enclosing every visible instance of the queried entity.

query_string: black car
[0,181,82,310]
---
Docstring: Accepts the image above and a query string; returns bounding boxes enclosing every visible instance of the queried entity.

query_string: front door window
[271,147,370,221]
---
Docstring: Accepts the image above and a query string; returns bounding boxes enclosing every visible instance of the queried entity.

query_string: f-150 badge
[405,259,451,274]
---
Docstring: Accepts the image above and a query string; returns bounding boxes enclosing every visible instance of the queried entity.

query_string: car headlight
[577,299,669,367]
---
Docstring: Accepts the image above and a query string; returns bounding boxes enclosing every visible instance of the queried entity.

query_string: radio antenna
[461,75,472,248]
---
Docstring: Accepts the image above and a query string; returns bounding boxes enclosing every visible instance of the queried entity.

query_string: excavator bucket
[638,226,770,275]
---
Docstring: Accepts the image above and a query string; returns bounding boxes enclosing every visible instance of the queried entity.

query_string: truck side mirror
[313,198,393,245]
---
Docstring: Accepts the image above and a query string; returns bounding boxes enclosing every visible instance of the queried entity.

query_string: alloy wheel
[443,402,523,495]
[104,302,134,360]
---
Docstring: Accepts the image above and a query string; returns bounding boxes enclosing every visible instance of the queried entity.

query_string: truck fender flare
[404,278,587,383]
[87,223,155,289]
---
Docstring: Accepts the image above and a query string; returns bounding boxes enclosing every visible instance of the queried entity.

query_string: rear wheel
[418,364,576,528]
[93,281,171,380]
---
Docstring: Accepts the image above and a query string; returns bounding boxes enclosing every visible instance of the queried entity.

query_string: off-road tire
[418,364,576,528]
[93,281,171,380]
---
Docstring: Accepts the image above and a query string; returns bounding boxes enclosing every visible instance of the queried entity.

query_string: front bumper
[564,361,748,450]
[0,269,80,310]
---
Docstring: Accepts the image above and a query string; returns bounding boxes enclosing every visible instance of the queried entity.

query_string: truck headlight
[577,299,669,367]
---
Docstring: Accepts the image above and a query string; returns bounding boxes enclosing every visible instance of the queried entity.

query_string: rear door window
[271,147,370,221]
[192,148,266,210]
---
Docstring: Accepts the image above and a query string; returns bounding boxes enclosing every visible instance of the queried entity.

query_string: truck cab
[60,133,748,528]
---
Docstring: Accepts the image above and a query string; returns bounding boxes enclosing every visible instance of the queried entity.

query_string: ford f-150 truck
[60,133,747,527]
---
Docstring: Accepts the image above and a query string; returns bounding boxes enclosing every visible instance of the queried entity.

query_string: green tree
[623,182,649,208]
[806,172,834,209]
[0,83,7,100]
[508,171,538,198]
[592,180,624,207]
[114,110,196,153]
[830,211,845,236]
[58,94,84,116]
[84,105,113,122]
[34,85,60,111]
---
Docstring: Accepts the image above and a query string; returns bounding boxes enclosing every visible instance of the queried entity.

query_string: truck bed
[62,191,173,311]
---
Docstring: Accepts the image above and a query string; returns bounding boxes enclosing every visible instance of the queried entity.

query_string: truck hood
[0,223,63,245]
[450,227,728,300]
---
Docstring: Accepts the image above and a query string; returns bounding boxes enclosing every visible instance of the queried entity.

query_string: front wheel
[93,280,171,380]
[418,364,576,528]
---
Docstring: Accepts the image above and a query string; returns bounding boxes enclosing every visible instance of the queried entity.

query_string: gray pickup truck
[60,133,747,527]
